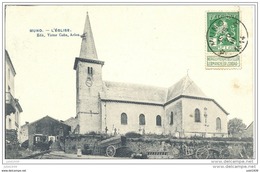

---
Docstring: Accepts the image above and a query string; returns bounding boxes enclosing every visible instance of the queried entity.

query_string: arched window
[170,112,173,125]
[195,109,201,122]
[139,114,145,125]
[216,117,221,130]
[156,115,162,126]
[121,113,127,125]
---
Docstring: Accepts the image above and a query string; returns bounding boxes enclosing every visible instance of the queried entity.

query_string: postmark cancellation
[206,11,248,70]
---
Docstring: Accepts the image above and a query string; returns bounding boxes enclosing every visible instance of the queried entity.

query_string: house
[20,116,71,149]
[5,50,23,141]
[20,122,29,144]
[64,117,78,134]
[242,122,253,138]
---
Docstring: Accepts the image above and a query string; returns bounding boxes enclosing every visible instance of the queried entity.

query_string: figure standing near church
[114,128,117,136]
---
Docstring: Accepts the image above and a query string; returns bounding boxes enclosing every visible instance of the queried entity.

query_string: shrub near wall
[64,134,104,154]
[5,130,35,159]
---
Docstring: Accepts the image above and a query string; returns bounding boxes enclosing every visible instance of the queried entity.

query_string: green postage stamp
[206,12,248,69]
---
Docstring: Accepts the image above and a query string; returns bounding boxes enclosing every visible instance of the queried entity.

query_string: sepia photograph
[2,2,258,171]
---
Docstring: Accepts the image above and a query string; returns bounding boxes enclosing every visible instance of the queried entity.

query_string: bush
[87,131,97,135]
[71,145,76,150]
[115,147,134,157]
[21,140,29,149]
[190,135,204,140]
[82,144,92,155]
[125,132,142,138]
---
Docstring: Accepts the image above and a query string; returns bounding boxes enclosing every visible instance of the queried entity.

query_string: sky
[4,5,255,126]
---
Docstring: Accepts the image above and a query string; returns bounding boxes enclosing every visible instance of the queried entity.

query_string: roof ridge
[167,76,190,98]
[180,76,188,94]
[246,121,253,130]
[103,80,167,90]
[166,75,207,101]
[181,76,194,95]
[25,115,65,126]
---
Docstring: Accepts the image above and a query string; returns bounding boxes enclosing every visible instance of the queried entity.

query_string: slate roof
[25,115,70,127]
[101,81,168,105]
[167,75,207,101]
[79,13,98,60]
[101,75,207,104]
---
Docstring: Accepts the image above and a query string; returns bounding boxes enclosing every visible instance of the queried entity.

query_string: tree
[228,118,247,137]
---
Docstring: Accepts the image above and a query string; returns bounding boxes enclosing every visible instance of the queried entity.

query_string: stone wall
[62,134,254,159]
[64,135,103,155]
[76,61,103,134]
[126,137,253,159]
[19,124,28,143]
[64,117,78,133]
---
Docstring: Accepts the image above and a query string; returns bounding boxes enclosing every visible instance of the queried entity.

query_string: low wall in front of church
[62,134,254,159]
[126,137,254,159]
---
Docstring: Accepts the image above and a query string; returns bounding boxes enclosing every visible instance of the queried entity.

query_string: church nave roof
[101,75,208,105]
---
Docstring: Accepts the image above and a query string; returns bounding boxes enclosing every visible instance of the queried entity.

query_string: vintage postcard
[1,2,258,172]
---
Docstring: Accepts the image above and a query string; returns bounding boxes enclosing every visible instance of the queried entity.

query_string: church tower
[73,13,104,134]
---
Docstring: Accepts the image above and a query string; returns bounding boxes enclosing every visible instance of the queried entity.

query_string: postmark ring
[206,16,248,58]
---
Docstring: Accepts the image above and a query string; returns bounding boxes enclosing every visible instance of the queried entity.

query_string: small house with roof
[73,13,229,137]
[20,116,71,150]
[242,122,253,138]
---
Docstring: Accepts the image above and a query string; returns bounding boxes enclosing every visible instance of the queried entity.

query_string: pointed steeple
[79,12,98,59]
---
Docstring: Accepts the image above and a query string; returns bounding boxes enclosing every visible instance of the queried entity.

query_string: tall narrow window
[91,67,93,74]
[121,113,127,125]
[156,115,162,126]
[216,117,221,130]
[195,108,201,122]
[87,67,93,75]
[139,114,145,125]
[170,112,174,125]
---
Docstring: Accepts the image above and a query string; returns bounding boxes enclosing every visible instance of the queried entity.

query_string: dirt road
[41,151,126,159]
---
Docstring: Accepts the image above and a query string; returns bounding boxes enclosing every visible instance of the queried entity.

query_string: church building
[73,13,229,137]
